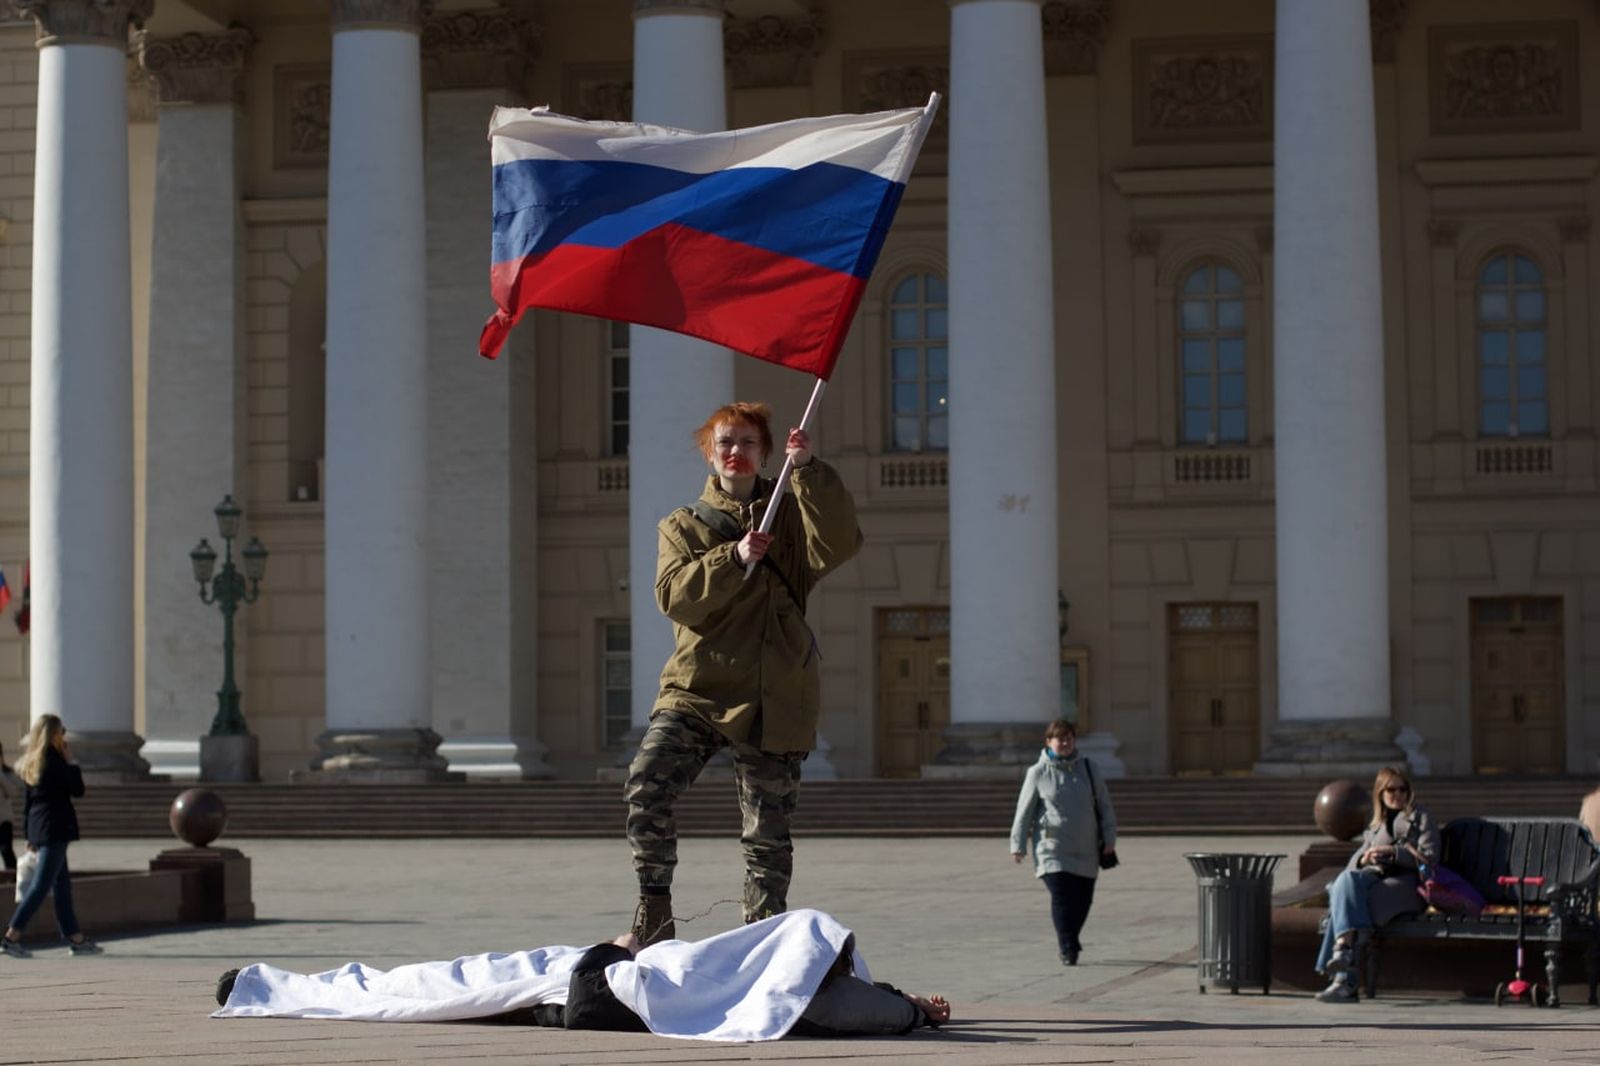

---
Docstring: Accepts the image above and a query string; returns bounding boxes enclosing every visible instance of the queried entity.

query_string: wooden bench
[1350,816,1600,1006]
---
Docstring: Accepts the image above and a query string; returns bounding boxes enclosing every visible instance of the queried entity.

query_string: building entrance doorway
[1168,602,1260,775]
[1471,597,1563,773]
[876,607,950,778]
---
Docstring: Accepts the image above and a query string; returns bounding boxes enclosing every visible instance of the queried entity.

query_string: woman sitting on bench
[1314,765,1439,1004]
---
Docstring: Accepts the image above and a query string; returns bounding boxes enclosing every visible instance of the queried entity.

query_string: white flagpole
[743,376,827,579]
[738,91,940,579]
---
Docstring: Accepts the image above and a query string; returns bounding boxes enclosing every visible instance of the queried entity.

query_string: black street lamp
[191,494,268,737]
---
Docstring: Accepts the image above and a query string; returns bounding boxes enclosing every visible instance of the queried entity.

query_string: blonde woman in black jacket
[1,715,100,957]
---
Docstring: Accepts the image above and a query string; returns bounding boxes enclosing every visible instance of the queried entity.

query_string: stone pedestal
[1075,731,1127,777]
[1298,839,1360,881]
[68,730,156,782]
[924,721,1041,780]
[296,727,464,782]
[149,846,254,923]
[1255,718,1407,778]
[199,734,259,783]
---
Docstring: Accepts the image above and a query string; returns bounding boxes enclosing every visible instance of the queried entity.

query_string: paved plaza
[0,833,1595,1063]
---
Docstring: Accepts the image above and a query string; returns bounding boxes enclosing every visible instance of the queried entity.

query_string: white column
[315,0,445,779]
[1258,0,1400,774]
[22,0,152,778]
[422,9,550,778]
[139,30,253,781]
[938,0,1059,772]
[626,0,734,736]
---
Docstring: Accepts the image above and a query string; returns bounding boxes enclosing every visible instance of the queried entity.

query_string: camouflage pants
[624,710,802,921]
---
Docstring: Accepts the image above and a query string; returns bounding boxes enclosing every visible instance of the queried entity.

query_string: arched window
[1177,262,1246,446]
[886,272,948,452]
[1476,251,1548,438]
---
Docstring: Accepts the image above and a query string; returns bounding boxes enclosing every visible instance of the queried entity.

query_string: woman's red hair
[694,402,774,461]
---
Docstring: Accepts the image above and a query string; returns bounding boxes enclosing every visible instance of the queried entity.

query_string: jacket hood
[1032,747,1081,773]
[698,474,776,515]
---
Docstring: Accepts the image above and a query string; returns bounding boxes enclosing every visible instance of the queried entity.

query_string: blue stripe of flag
[491,158,903,280]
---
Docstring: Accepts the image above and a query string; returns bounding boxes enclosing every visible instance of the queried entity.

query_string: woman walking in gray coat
[1009,719,1117,965]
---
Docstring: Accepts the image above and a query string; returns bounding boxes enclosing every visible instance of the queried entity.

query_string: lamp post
[190,494,267,780]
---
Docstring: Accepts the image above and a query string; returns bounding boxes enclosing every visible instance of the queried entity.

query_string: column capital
[138,27,253,106]
[633,0,725,16]
[9,0,152,47]
[421,6,538,93]
[1042,0,1111,76]
[331,0,433,32]
[724,11,822,90]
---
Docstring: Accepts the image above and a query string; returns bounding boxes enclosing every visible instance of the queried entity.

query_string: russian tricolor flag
[479,98,938,380]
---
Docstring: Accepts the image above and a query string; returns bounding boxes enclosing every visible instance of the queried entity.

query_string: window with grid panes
[1177,263,1247,446]
[600,620,631,747]
[607,321,630,456]
[886,273,949,452]
[1476,251,1548,438]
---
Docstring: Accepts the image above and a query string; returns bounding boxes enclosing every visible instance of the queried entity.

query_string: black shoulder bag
[1083,755,1119,870]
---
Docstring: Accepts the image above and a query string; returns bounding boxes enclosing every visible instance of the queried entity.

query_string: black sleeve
[562,943,648,1032]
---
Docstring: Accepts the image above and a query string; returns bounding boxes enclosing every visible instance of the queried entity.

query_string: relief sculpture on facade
[844,49,949,169]
[724,12,823,90]
[1429,22,1578,134]
[274,65,332,169]
[1134,37,1271,144]
[562,62,632,122]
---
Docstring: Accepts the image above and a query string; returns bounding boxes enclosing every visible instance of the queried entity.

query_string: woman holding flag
[479,96,937,945]
[624,401,860,946]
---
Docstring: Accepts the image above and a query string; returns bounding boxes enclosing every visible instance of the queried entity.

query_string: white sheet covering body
[213,908,864,1042]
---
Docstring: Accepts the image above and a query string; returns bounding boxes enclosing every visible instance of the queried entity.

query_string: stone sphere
[169,788,227,847]
[1313,780,1370,841]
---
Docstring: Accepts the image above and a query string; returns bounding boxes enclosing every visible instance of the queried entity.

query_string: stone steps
[69,775,1593,840]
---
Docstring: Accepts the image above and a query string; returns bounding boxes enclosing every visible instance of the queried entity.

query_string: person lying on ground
[211,908,948,1042]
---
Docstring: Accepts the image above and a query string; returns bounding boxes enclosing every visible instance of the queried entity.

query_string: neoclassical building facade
[0,0,1594,782]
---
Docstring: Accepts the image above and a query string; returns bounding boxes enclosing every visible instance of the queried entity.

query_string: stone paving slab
[0,834,1595,1064]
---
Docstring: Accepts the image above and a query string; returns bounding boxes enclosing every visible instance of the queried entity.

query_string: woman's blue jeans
[8,842,80,940]
[1314,866,1381,974]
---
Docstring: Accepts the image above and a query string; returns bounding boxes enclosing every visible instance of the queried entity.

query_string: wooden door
[1168,602,1260,775]
[1471,597,1564,773]
[876,608,951,778]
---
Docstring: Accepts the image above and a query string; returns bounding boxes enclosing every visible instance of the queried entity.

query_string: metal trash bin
[1184,852,1284,994]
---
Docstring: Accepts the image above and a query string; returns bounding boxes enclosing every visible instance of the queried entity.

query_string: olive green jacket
[653,460,862,753]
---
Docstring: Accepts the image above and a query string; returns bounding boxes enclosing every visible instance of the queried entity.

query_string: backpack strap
[686,500,806,611]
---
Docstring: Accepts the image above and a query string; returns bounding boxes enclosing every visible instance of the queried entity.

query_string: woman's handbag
[1417,862,1485,916]
[14,848,37,902]
[1083,757,1118,870]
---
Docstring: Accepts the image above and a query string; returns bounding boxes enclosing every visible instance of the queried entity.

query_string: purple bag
[1418,863,1485,916]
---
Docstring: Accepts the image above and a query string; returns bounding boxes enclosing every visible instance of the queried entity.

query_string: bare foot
[905,992,951,1025]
